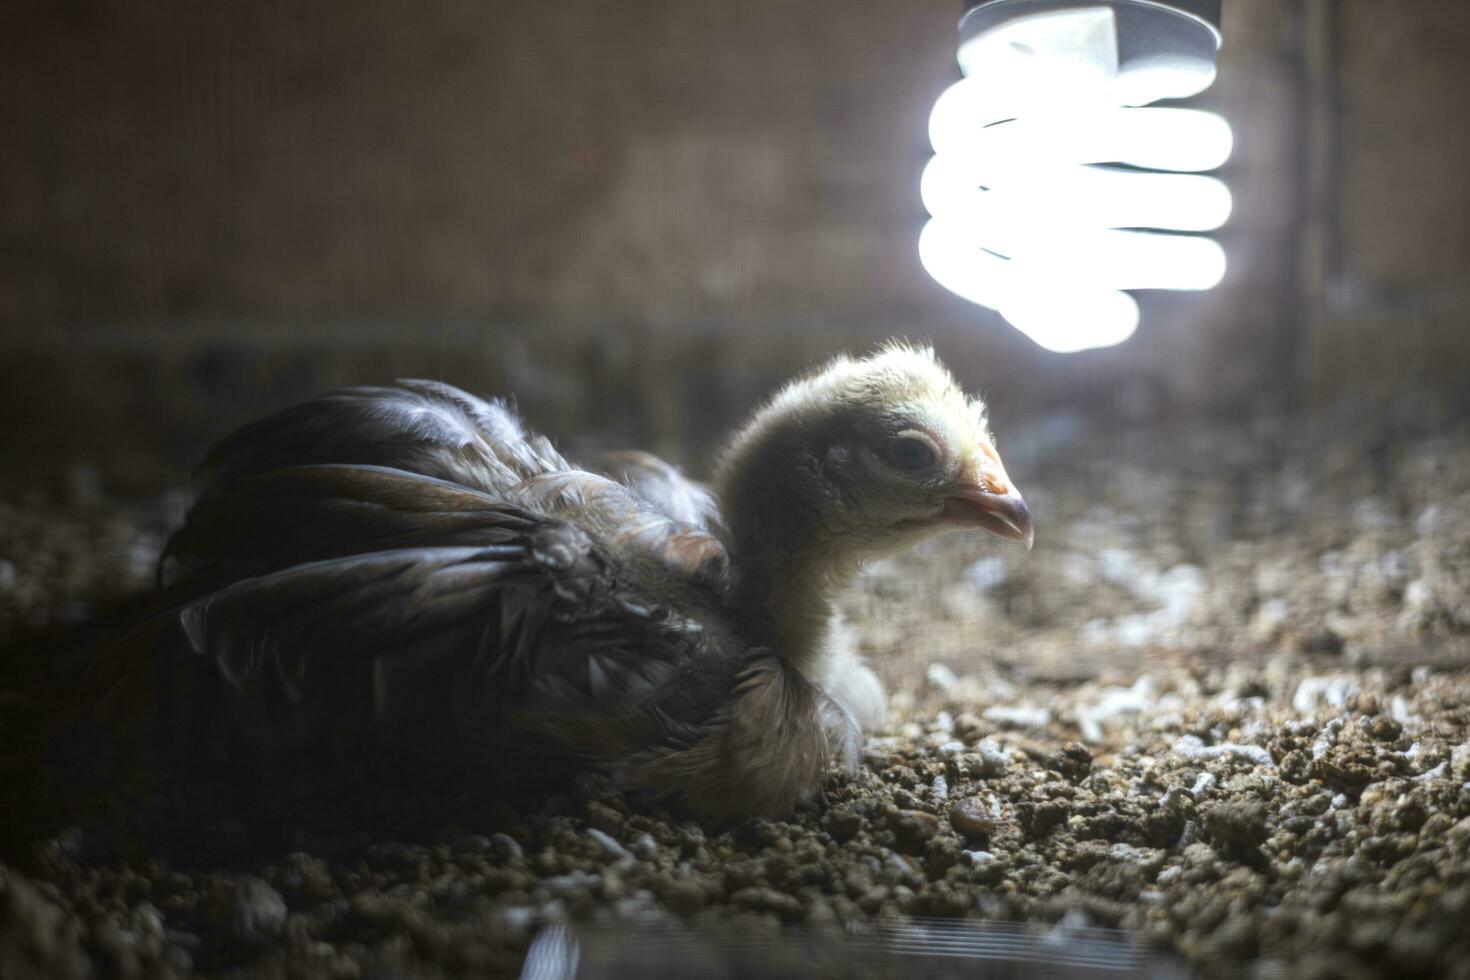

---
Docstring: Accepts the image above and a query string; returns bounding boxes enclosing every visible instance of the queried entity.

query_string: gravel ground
[2,413,1469,979]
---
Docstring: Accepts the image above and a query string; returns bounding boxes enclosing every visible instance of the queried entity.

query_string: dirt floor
[2,412,1469,979]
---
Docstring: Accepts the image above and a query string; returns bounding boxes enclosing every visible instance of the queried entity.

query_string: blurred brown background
[1,0,1467,484]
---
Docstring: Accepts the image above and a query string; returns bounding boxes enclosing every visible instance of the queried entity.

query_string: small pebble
[824,808,863,842]
[887,810,941,851]
[949,797,999,840]
[927,663,959,691]
[208,878,286,949]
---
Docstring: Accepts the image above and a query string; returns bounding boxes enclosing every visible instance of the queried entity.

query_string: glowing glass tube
[920,2,1232,353]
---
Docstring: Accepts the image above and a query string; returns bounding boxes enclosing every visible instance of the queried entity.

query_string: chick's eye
[886,435,938,471]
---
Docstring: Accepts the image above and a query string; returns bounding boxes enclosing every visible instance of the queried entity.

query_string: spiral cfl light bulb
[920,1,1233,353]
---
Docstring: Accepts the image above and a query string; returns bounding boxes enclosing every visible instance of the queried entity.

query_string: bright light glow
[1001,288,1140,354]
[1013,231,1227,291]
[921,5,1232,353]
[931,99,1234,172]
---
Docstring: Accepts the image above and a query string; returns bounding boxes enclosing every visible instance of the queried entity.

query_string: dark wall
[0,1,1464,481]
[1,0,959,324]
[1301,1,1470,409]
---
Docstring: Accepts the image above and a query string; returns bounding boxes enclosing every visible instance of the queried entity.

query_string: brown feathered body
[75,346,1031,821]
[81,382,856,820]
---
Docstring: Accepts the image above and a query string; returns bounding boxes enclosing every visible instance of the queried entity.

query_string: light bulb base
[960,0,1220,31]
[959,0,1222,103]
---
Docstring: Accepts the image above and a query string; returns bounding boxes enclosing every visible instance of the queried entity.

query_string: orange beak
[940,443,1034,549]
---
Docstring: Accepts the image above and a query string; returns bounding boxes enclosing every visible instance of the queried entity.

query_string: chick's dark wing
[161,464,538,592]
[164,461,731,602]
[93,511,745,765]
[194,379,567,499]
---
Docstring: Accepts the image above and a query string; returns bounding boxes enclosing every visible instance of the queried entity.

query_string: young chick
[80,344,1031,821]
[712,343,1031,719]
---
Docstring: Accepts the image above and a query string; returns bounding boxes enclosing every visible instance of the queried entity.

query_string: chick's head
[716,343,1033,564]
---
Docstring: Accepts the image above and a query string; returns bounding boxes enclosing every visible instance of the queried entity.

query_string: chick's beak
[940,443,1034,549]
